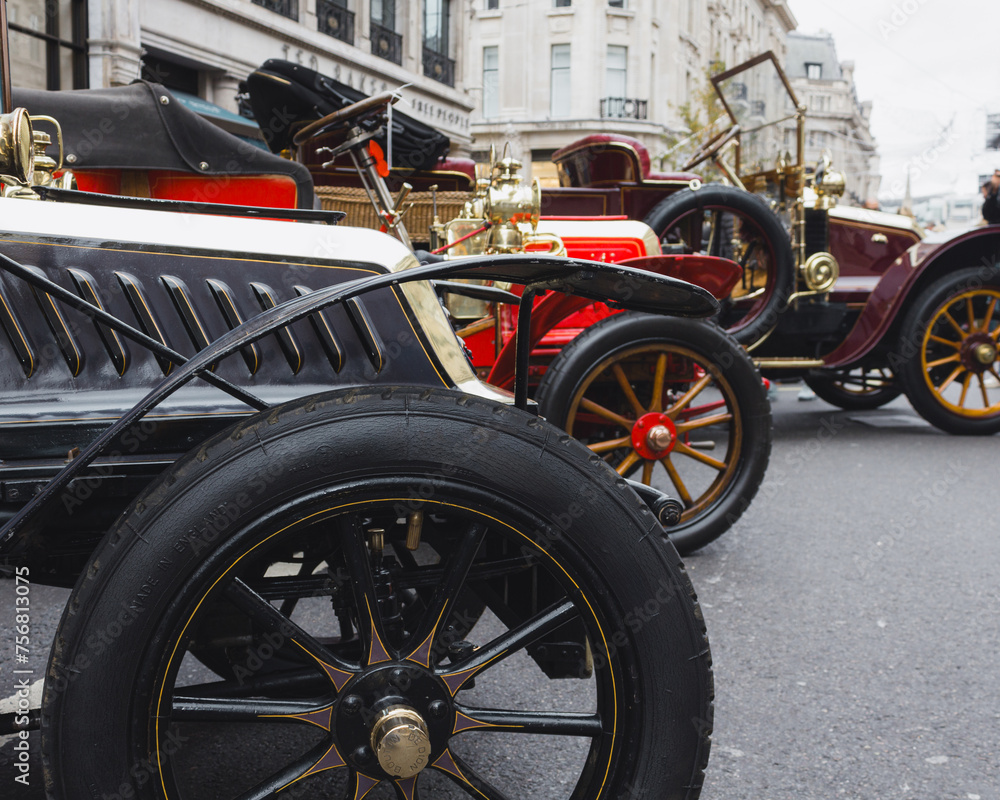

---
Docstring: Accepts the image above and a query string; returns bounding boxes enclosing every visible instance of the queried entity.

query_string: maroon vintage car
[541,52,1000,436]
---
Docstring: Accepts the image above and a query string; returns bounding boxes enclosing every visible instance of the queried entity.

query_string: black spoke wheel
[43,388,713,799]
[898,267,1000,435]
[536,313,771,554]
[804,366,901,411]
[643,184,795,346]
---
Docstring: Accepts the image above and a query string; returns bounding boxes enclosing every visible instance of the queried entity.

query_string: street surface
[2,385,997,799]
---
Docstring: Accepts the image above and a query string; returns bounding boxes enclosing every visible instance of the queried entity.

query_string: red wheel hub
[631,412,678,459]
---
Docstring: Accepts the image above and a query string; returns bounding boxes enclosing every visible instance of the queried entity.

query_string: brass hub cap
[974,342,997,366]
[631,412,678,460]
[370,704,431,779]
[647,425,674,450]
[960,333,998,374]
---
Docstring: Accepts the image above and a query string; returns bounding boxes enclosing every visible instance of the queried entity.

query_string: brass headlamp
[486,157,541,253]
[812,150,845,210]
[0,108,35,186]
[814,168,846,209]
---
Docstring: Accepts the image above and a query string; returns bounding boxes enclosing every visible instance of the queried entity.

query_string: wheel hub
[632,412,678,459]
[371,705,431,779]
[334,664,453,779]
[961,334,998,373]
[974,342,997,366]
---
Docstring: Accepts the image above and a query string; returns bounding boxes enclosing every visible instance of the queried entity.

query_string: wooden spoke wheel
[804,366,902,411]
[537,314,771,554]
[899,268,1000,435]
[43,388,713,799]
[643,184,795,346]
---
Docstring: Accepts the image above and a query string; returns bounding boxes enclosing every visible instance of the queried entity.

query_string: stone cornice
[764,0,797,33]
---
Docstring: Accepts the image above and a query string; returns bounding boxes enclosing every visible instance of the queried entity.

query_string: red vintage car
[541,52,1000,436]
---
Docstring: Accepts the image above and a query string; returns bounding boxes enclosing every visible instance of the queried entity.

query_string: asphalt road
[2,384,997,799]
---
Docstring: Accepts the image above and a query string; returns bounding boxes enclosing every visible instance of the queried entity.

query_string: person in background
[982,170,1000,224]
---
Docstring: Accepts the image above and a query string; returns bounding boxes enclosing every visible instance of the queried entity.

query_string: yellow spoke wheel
[535,314,772,554]
[898,269,1000,435]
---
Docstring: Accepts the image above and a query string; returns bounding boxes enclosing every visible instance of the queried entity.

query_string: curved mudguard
[485,254,731,388]
[822,226,1000,368]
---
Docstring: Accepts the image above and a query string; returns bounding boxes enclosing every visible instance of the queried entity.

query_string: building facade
[466,0,797,183]
[783,31,880,206]
[7,1,880,200]
[9,0,474,152]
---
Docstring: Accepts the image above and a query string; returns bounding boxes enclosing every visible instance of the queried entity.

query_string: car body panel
[823,226,1000,367]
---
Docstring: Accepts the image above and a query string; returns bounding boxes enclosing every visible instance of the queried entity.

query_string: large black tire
[536,313,771,554]
[804,367,902,411]
[43,387,713,799]
[897,267,1000,435]
[643,184,796,346]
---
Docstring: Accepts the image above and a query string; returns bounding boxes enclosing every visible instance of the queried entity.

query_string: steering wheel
[291,91,400,147]
[681,124,741,172]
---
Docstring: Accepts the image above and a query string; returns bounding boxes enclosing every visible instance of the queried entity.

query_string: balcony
[423,48,455,87]
[317,1,354,45]
[251,0,297,21]
[371,22,402,66]
[600,97,648,121]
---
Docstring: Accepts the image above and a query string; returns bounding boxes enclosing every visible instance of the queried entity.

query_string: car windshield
[712,53,799,175]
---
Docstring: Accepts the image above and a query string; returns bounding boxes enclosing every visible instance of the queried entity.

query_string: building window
[482,46,499,119]
[554,0,571,7]
[141,53,199,94]
[609,0,626,7]
[424,0,449,54]
[606,45,627,97]
[805,62,822,80]
[251,0,298,20]
[8,0,88,90]
[373,0,395,28]
[811,94,831,112]
[423,0,455,86]
[486,0,499,8]
[318,0,354,44]
[371,0,401,64]
[550,44,571,118]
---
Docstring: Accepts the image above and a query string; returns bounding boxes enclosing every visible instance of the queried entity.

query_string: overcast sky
[786,0,1000,202]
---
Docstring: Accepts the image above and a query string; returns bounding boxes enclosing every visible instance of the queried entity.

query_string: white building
[8,0,474,152]
[783,31,880,206]
[466,0,797,182]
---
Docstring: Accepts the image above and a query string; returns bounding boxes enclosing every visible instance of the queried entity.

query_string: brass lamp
[0,108,35,186]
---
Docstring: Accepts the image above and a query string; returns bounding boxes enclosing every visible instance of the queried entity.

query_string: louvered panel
[25,265,84,377]
[293,284,344,373]
[0,278,36,377]
[115,271,173,376]
[206,278,262,375]
[68,268,130,377]
[250,282,303,375]
[344,297,385,373]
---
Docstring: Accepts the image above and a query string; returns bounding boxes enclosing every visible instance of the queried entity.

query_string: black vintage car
[0,56,716,800]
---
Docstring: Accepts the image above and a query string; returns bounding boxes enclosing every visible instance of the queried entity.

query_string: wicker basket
[316,186,470,237]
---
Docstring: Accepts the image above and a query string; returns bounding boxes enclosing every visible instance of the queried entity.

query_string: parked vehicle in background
[542,52,1000,435]
[244,53,999,436]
